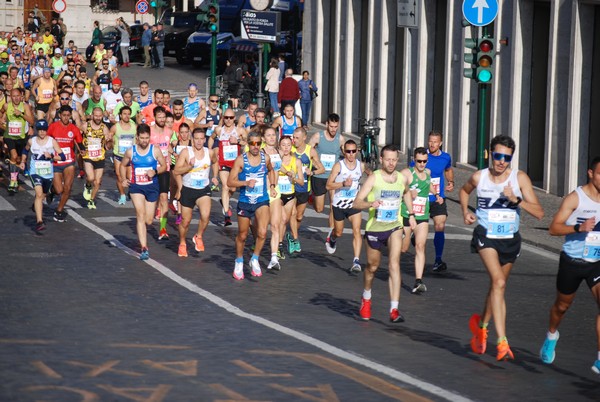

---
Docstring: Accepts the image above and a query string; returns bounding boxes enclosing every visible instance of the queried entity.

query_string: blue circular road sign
[462,0,498,27]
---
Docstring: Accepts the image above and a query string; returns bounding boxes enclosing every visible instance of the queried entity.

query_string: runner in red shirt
[47,105,83,222]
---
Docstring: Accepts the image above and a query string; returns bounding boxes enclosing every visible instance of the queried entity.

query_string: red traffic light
[208,5,217,13]
[479,40,493,53]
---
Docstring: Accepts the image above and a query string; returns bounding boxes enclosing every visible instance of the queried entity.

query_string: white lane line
[67,208,472,402]
[0,195,16,211]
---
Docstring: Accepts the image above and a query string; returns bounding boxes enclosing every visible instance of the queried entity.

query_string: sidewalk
[309,123,565,254]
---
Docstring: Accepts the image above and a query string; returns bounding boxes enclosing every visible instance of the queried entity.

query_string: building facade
[302,0,600,196]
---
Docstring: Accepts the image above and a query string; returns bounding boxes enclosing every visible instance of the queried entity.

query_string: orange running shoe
[193,235,205,252]
[178,244,188,257]
[496,339,514,361]
[469,313,488,354]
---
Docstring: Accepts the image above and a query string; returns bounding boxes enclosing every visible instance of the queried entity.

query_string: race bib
[34,160,52,177]
[190,169,209,188]
[486,209,517,239]
[247,176,264,196]
[118,136,133,155]
[159,143,169,157]
[87,138,102,158]
[583,231,600,262]
[339,180,358,200]
[376,199,400,223]
[223,144,238,161]
[134,167,152,185]
[8,121,22,136]
[270,153,282,171]
[42,89,53,100]
[100,83,109,94]
[320,154,336,171]
[413,196,428,216]
[61,147,72,163]
[429,177,440,196]
[278,175,292,194]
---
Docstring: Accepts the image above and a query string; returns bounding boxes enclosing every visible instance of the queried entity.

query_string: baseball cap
[112,78,122,85]
[0,52,7,59]
[55,48,62,54]
[65,49,72,55]
[35,120,49,130]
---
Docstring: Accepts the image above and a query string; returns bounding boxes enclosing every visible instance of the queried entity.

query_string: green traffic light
[477,70,492,83]
[150,0,156,6]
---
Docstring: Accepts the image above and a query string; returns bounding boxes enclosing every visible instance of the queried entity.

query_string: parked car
[86,24,144,64]
[184,31,259,72]
[163,11,203,64]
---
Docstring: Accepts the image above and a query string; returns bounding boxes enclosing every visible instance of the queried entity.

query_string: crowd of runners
[1,26,599,375]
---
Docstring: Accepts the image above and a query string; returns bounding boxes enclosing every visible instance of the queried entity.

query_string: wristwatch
[574,223,581,233]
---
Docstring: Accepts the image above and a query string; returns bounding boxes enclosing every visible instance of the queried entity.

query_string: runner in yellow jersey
[353,144,416,323]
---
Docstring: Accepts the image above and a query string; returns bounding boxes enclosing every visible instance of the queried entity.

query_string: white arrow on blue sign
[462,0,498,27]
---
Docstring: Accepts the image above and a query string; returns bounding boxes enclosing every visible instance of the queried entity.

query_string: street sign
[240,10,280,43]
[397,0,418,28]
[462,0,498,27]
[136,0,149,14]
[52,0,67,13]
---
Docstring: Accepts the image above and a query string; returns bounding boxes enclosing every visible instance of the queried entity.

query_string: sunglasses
[223,116,234,120]
[248,141,262,146]
[68,64,75,66]
[209,99,218,103]
[345,149,357,154]
[415,159,428,163]
[60,97,71,100]
[102,63,109,66]
[492,152,513,162]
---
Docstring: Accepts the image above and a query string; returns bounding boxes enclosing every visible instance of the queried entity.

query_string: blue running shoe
[140,248,150,260]
[540,331,559,364]
[592,359,600,374]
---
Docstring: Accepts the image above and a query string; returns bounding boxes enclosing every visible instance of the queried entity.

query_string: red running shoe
[359,298,371,321]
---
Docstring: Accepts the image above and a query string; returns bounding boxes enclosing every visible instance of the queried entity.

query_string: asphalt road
[1,63,599,401]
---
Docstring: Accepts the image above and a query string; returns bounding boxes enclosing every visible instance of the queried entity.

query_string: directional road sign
[397,0,419,29]
[462,0,498,27]
[136,0,149,14]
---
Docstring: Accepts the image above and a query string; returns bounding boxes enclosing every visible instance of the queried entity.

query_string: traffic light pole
[256,44,264,108]
[477,25,489,169]
[210,33,217,95]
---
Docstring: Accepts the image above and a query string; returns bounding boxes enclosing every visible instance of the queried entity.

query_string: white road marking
[0,195,16,211]
[67,208,473,402]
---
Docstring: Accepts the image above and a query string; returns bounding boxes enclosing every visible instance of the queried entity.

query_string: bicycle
[357,117,385,171]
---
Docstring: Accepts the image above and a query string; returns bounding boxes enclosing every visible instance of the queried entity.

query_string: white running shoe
[233,261,244,280]
[267,257,281,271]
[250,258,262,277]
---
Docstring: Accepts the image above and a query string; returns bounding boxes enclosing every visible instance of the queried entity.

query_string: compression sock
[160,217,167,231]
[434,231,445,262]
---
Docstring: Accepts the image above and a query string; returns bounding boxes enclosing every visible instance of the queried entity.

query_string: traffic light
[463,37,478,80]
[150,0,166,8]
[463,37,496,84]
[476,37,495,84]
[196,3,208,24]
[207,0,219,33]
